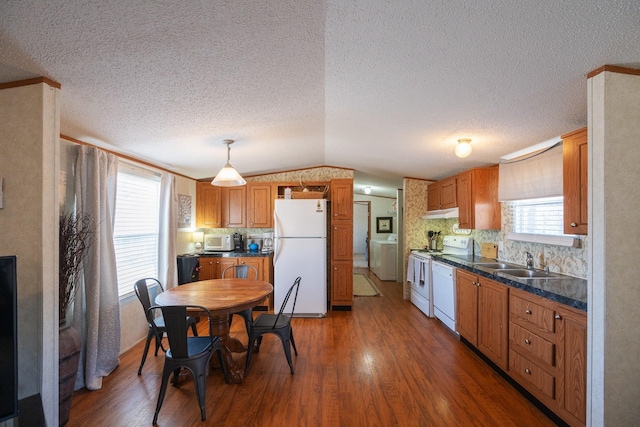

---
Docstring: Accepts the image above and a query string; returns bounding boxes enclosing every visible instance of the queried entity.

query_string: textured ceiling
[1,1,639,198]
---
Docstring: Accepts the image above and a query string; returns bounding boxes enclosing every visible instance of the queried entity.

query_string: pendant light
[211,139,246,187]
[455,138,472,158]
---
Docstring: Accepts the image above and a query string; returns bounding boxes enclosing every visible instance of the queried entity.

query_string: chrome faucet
[526,252,534,269]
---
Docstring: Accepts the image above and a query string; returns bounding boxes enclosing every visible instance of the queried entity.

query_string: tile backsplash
[421,203,588,279]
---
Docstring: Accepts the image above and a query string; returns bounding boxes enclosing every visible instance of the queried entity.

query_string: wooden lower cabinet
[197,255,273,310]
[555,305,587,427]
[331,261,353,306]
[508,288,586,427]
[455,270,509,370]
[459,277,587,426]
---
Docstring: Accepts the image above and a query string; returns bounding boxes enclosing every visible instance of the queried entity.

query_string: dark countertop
[431,254,587,312]
[195,251,273,258]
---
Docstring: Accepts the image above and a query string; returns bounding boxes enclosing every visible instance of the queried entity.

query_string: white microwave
[204,233,234,251]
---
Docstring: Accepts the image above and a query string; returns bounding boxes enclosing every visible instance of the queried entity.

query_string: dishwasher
[431,236,474,333]
[432,261,457,332]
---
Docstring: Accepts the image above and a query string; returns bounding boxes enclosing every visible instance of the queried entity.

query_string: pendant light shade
[455,138,472,158]
[211,139,246,187]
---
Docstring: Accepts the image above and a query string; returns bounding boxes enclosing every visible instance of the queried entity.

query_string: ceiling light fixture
[364,186,372,194]
[455,138,472,158]
[211,139,246,187]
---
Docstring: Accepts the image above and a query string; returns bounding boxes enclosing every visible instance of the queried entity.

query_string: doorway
[353,201,370,268]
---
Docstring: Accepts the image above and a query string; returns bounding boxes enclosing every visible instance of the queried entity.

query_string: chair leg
[138,329,154,375]
[280,335,295,374]
[218,349,229,384]
[192,364,208,421]
[290,329,298,356]
[244,336,257,376]
[153,363,173,425]
[189,321,198,337]
[153,331,166,355]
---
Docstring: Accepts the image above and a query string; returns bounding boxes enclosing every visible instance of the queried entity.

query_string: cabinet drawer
[509,322,555,367]
[509,349,555,400]
[510,293,555,333]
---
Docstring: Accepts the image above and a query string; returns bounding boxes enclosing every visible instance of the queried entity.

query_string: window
[512,197,564,236]
[508,196,581,247]
[113,163,161,297]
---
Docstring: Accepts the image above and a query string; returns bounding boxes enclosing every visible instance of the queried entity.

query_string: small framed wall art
[376,216,393,233]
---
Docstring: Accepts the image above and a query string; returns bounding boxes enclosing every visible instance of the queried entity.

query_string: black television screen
[0,256,18,422]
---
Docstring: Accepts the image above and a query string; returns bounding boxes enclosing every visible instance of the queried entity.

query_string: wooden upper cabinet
[195,182,222,228]
[427,177,457,211]
[457,167,501,230]
[246,183,273,228]
[330,179,353,220]
[221,186,246,228]
[563,127,588,235]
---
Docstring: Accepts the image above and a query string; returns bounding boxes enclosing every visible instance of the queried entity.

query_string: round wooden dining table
[155,279,273,383]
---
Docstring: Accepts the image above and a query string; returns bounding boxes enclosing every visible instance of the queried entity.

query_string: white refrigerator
[273,199,327,317]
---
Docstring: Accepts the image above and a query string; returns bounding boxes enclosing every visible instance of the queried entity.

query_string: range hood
[421,207,459,220]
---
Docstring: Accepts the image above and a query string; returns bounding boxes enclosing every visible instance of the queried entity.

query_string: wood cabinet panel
[457,167,500,230]
[195,182,222,228]
[221,186,247,228]
[510,322,555,367]
[198,257,217,280]
[427,177,457,211]
[330,179,353,221]
[509,349,556,401]
[331,221,353,261]
[477,278,509,370]
[556,305,587,426]
[247,183,273,228]
[456,269,479,345]
[563,127,588,235]
[510,292,556,334]
[331,261,353,304]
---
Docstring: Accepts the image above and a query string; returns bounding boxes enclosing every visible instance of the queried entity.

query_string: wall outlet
[498,241,503,251]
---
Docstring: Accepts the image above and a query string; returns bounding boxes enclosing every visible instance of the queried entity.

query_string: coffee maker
[262,232,274,253]
[233,232,244,252]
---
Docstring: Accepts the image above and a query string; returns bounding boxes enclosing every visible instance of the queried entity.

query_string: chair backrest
[148,305,212,359]
[222,264,259,279]
[134,278,164,322]
[272,276,301,327]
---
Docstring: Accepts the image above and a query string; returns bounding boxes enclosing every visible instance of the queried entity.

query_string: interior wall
[0,82,60,426]
[588,69,640,426]
[353,202,368,254]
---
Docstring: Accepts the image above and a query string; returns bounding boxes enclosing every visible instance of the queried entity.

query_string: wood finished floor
[68,268,557,427]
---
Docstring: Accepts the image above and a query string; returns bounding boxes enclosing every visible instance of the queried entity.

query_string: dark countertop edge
[180,251,274,258]
[431,255,588,312]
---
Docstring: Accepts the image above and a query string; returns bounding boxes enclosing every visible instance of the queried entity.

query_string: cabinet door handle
[554,314,562,320]
[525,368,531,375]
[525,309,532,315]
[471,281,476,286]
[571,222,577,227]
[524,339,531,345]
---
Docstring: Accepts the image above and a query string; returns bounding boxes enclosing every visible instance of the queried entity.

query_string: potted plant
[58,212,93,426]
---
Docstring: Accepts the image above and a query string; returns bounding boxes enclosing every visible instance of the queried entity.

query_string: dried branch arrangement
[59,212,94,324]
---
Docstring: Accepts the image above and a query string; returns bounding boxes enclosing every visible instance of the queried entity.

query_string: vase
[59,323,81,426]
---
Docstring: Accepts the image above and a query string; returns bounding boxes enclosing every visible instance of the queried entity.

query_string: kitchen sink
[472,262,520,270]
[498,269,560,279]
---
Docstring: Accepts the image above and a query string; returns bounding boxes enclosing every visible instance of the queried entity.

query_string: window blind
[512,197,564,236]
[498,143,563,201]
[113,164,161,297]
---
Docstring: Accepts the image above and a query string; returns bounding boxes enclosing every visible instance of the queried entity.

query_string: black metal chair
[148,305,229,424]
[244,276,301,376]
[222,264,259,335]
[133,278,198,375]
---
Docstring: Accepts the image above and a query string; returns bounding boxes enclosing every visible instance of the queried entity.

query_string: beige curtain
[498,143,563,201]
